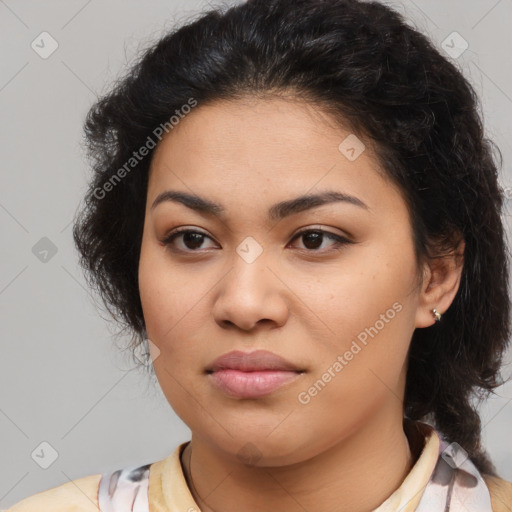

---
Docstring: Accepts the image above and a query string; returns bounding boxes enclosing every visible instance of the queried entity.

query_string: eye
[161,228,218,252]
[161,226,352,254]
[288,228,352,253]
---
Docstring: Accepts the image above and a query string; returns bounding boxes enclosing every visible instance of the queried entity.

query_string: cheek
[138,249,204,421]
[299,238,416,333]
[293,292,414,446]
[138,239,212,386]
[138,238,198,340]
[298,239,418,384]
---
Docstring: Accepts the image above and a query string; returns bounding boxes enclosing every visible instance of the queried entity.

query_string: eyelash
[161,227,353,254]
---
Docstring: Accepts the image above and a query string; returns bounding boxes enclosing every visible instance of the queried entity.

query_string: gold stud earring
[432,308,442,322]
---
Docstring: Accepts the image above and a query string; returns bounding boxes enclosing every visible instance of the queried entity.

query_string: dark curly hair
[72,0,511,476]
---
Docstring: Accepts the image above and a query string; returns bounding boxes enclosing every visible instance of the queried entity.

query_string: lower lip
[208,369,302,398]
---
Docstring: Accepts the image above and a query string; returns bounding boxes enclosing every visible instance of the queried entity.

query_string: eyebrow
[150,189,370,221]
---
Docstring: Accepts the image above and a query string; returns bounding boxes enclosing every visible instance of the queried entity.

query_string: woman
[7,0,512,510]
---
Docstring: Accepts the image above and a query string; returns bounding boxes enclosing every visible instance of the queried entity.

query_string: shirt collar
[372,419,440,511]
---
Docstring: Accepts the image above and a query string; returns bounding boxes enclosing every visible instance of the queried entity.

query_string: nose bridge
[235,235,266,266]
[212,236,288,330]
[228,234,273,294]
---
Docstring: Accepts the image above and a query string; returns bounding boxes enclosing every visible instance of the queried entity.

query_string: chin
[206,430,317,468]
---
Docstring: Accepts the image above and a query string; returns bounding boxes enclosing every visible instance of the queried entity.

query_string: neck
[180,408,418,512]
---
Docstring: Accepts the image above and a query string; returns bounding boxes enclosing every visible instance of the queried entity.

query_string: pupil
[303,232,322,249]
[184,232,204,249]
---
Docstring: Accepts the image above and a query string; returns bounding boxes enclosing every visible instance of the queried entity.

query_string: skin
[138,96,464,512]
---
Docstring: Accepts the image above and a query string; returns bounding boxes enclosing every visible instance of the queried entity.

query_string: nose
[211,250,289,332]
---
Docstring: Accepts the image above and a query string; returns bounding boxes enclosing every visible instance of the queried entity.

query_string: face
[138,96,424,466]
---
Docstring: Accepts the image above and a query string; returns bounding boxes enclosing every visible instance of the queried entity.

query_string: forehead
[151,96,363,169]
[147,97,405,219]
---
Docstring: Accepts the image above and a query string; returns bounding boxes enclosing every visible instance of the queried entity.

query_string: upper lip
[206,350,303,372]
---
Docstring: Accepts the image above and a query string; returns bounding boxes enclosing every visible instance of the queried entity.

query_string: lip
[206,349,303,372]
[206,350,305,399]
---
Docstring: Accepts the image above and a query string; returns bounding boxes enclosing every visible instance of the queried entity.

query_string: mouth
[206,350,305,399]
[206,349,304,373]
[208,369,303,399]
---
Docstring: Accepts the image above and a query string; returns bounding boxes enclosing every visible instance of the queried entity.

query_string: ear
[415,238,465,328]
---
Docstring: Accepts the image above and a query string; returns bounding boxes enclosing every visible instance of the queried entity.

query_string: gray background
[1,0,511,508]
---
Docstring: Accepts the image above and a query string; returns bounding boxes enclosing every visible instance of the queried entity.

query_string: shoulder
[4,473,102,512]
[482,473,512,512]
[3,447,182,512]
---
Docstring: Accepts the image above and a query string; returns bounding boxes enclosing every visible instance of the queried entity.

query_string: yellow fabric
[5,423,512,511]
[483,475,512,512]
[6,473,102,511]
